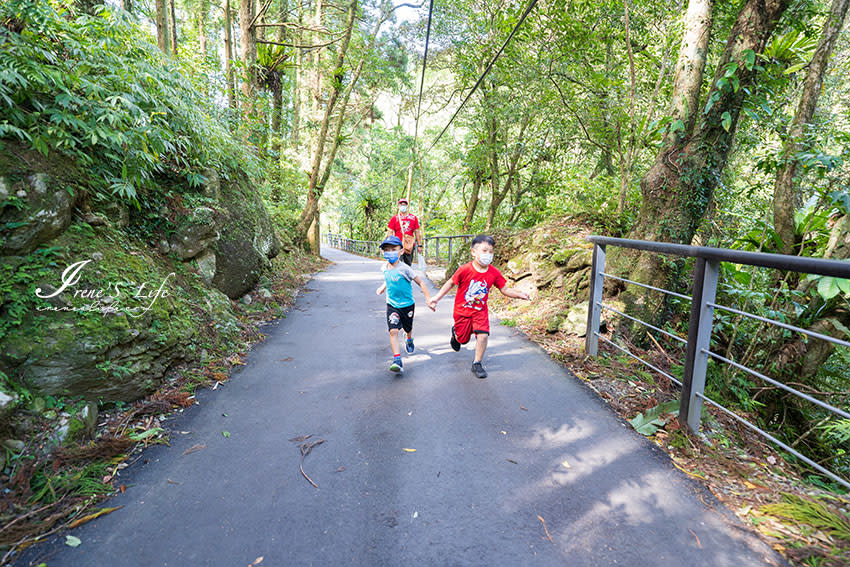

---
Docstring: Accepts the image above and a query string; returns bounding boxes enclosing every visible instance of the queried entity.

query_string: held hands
[428,298,438,311]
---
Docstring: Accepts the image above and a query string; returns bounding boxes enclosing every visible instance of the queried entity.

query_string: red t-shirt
[451,262,507,318]
[387,213,420,240]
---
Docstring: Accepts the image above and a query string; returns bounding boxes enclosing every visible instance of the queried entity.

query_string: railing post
[585,243,606,356]
[435,238,440,262]
[680,258,719,433]
[448,238,454,265]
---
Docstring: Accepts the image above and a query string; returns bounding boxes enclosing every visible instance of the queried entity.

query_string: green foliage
[0,0,253,205]
[629,400,679,436]
[763,493,850,541]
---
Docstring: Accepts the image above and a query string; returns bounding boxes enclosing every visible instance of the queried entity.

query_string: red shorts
[453,310,490,344]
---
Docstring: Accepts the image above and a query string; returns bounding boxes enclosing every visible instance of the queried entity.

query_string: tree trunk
[121,0,133,13]
[291,0,303,148]
[198,0,207,58]
[463,174,482,232]
[223,0,236,109]
[155,0,169,53]
[632,0,789,246]
[240,0,257,116]
[296,0,359,253]
[665,0,712,148]
[169,0,178,56]
[773,0,850,254]
[617,0,638,214]
[485,114,530,231]
[624,0,790,326]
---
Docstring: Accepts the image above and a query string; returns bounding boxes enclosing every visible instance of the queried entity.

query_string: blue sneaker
[390,357,403,373]
[406,337,414,354]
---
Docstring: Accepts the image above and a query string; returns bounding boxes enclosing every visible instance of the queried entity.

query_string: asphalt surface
[18,246,785,567]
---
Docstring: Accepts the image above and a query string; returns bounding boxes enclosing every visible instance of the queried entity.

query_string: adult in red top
[386,198,422,266]
[429,234,530,379]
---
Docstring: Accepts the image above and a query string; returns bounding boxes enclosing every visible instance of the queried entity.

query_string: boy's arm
[499,286,531,301]
[429,279,456,309]
[412,276,434,310]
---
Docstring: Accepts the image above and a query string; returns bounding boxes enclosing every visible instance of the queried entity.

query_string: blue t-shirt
[383,262,416,308]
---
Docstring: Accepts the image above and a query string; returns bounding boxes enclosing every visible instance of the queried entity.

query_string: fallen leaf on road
[67,507,123,529]
[561,460,571,469]
[64,535,82,548]
[119,485,126,493]
[402,448,416,452]
[222,431,230,438]
[182,443,206,455]
[280,357,293,362]
[507,459,518,464]
[292,436,326,488]
[167,479,181,485]
[500,431,507,435]
[250,557,264,566]
[520,405,528,411]
[336,466,346,473]
[537,516,554,543]
[689,529,702,548]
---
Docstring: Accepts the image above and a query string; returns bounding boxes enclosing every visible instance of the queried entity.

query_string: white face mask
[399,205,408,213]
[478,253,494,266]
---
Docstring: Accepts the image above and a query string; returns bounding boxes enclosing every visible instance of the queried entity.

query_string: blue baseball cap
[380,236,402,249]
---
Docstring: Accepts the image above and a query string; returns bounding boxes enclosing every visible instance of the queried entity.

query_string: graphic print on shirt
[400,218,411,234]
[463,279,489,311]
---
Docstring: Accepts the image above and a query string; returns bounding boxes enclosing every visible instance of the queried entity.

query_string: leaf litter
[290,435,326,489]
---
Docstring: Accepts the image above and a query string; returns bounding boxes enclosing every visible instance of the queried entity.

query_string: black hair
[471,234,495,248]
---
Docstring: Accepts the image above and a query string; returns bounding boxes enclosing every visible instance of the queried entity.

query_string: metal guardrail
[324,233,382,257]
[325,232,475,266]
[585,235,850,490]
[424,234,474,265]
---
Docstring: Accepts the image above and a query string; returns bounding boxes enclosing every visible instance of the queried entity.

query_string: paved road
[19,247,784,567]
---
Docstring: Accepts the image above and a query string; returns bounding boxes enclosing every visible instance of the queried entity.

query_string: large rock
[168,207,219,260]
[0,390,17,420]
[212,173,280,299]
[560,303,590,336]
[0,173,74,255]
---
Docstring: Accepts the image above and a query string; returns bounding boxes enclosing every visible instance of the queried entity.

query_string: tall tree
[169,0,178,56]
[223,0,236,109]
[198,0,208,58]
[773,0,850,254]
[240,0,258,114]
[296,0,358,252]
[155,0,169,53]
[627,0,791,296]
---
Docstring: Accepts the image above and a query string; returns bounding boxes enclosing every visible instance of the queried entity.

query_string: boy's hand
[428,298,438,310]
[376,286,384,295]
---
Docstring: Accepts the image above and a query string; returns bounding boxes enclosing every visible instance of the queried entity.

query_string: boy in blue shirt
[376,236,434,373]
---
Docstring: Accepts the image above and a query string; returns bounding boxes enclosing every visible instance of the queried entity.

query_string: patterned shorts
[387,303,415,333]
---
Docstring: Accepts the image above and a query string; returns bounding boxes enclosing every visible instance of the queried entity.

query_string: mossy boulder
[168,206,220,260]
[0,173,75,255]
[212,172,280,299]
[0,223,241,402]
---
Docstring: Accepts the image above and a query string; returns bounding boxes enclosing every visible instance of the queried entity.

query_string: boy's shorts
[453,310,490,344]
[387,303,415,333]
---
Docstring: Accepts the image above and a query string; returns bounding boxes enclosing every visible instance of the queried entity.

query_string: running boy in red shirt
[428,235,530,379]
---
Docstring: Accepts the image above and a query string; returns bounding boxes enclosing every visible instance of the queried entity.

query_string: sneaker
[450,330,461,352]
[406,338,415,354]
[390,357,403,373]
[471,361,488,379]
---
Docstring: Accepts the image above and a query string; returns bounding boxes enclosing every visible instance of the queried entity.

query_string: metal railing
[424,234,474,265]
[585,236,850,489]
[325,233,382,257]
